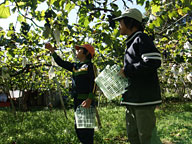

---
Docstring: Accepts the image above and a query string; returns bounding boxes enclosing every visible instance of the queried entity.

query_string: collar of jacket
[125,31,142,44]
[79,59,91,64]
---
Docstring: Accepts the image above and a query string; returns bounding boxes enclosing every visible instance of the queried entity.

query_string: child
[113,8,162,144]
[45,43,97,144]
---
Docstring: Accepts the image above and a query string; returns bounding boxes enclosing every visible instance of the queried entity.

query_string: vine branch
[92,7,114,12]
[14,0,44,29]
[158,13,189,35]
[10,64,52,77]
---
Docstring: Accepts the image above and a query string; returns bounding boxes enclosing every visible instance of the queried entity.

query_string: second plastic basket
[95,64,129,100]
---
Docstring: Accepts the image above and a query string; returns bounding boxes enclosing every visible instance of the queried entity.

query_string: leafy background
[0,0,192,99]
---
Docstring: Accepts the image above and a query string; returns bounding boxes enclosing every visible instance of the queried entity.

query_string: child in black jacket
[45,43,97,144]
[113,8,162,144]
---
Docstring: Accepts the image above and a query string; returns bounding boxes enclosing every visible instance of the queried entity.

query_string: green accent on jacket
[77,93,95,100]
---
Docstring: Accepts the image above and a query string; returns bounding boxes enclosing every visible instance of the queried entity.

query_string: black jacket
[121,31,162,106]
[52,52,97,100]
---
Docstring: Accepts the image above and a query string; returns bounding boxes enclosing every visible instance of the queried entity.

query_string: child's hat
[75,44,95,58]
[113,8,142,23]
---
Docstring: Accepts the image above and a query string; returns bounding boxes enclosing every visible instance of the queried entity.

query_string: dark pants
[75,125,94,144]
[74,98,94,144]
[126,105,162,144]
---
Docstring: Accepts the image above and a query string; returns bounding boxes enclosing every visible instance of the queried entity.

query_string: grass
[156,102,192,144]
[0,102,191,144]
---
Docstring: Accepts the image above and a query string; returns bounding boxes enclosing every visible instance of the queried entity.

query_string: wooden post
[95,106,102,129]
[54,78,68,119]
[8,90,16,117]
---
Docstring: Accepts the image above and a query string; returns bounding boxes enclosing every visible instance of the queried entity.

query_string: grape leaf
[0,4,11,18]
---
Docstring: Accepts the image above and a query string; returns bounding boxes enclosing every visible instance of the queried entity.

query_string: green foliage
[137,0,145,6]
[0,0,192,102]
[0,2,11,18]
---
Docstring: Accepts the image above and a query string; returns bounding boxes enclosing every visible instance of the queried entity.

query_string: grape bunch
[21,22,30,35]
[44,10,54,28]
[107,15,116,28]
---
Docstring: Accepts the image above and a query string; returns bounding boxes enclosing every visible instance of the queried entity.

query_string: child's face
[119,19,129,35]
[76,48,86,61]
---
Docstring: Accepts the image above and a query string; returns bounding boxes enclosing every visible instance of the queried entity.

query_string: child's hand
[81,98,92,108]
[45,43,55,53]
[119,68,126,78]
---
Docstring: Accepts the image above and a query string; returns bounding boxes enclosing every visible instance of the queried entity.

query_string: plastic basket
[95,64,129,100]
[75,105,96,129]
